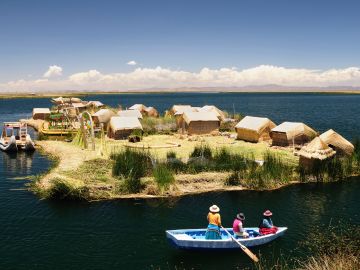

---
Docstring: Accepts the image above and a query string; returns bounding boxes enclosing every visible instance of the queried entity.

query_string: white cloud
[1,65,360,92]
[43,65,63,78]
[127,60,137,66]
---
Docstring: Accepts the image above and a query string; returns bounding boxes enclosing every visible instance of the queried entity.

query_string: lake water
[0,93,359,269]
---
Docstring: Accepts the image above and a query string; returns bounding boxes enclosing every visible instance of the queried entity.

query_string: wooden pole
[79,115,87,149]
[221,226,259,263]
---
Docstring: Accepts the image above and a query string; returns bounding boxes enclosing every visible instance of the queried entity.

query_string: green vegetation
[190,144,213,159]
[112,148,152,193]
[255,222,360,270]
[141,116,177,135]
[47,178,90,201]
[299,141,360,182]
[153,164,175,193]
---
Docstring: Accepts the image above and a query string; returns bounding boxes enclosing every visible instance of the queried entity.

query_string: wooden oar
[221,226,259,263]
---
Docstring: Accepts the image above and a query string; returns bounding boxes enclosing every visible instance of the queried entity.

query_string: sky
[1,0,360,92]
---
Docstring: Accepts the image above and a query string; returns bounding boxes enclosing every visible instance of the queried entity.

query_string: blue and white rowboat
[166,227,287,249]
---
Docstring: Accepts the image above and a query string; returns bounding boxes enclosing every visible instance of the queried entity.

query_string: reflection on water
[1,151,34,175]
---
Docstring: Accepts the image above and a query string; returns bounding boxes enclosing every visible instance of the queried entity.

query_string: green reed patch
[153,163,175,192]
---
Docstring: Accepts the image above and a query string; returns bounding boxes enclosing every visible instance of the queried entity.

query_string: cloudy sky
[1,0,360,92]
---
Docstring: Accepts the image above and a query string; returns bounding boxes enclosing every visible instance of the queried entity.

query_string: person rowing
[205,205,222,239]
[232,213,249,238]
[259,210,278,235]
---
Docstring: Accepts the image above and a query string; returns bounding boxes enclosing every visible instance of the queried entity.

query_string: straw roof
[182,111,219,124]
[319,129,354,156]
[33,108,50,114]
[199,105,226,120]
[235,116,276,132]
[129,104,147,111]
[92,109,115,123]
[117,109,143,119]
[298,137,336,160]
[109,116,143,131]
[89,101,104,107]
[171,105,197,115]
[51,97,82,104]
[72,103,88,108]
[272,122,317,139]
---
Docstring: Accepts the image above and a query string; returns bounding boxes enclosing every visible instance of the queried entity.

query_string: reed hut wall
[108,129,137,140]
[271,132,313,146]
[236,126,272,143]
[185,121,220,135]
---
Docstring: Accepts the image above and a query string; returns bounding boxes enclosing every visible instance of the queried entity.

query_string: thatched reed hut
[129,104,147,113]
[144,107,159,117]
[72,102,89,113]
[88,101,104,108]
[298,137,336,169]
[108,116,143,139]
[32,108,51,120]
[199,105,226,121]
[271,122,317,146]
[170,105,193,115]
[92,109,116,130]
[319,129,354,156]
[235,116,276,143]
[182,111,220,135]
[51,97,82,105]
[117,109,143,119]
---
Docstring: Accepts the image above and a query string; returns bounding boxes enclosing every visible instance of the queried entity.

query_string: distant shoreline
[1,89,360,99]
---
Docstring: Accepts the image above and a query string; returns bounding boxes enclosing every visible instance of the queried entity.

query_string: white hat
[209,205,220,213]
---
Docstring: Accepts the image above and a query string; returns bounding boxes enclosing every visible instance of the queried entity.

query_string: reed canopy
[92,109,116,129]
[170,105,198,117]
[298,137,336,168]
[199,105,226,121]
[182,111,220,135]
[117,109,143,119]
[32,108,50,120]
[129,104,147,113]
[235,116,276,143]
[144,106,159,117]
[319,129,354,156]
[271,122,317,146]
[108,116,143,139]
[51,97,82,104]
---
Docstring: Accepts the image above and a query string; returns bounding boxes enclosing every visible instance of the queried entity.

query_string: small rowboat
[166,227,287,249]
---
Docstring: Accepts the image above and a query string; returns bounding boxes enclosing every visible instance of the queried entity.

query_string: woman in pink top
[232,213,249,238]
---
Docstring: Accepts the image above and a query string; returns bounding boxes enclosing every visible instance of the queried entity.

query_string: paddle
[221,226,259,263]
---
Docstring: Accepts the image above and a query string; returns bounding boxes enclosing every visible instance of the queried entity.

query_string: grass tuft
[153,163,175,192]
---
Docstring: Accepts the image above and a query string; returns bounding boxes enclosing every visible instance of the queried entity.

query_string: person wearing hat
[258,210,278,235]
[205,205,222,240]
[232,213,249,238]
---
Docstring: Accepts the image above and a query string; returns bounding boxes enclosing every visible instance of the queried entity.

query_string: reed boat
[0,122,35,152]
[166,227,287,249]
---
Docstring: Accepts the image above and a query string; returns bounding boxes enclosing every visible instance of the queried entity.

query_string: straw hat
[263,210,273,217]
[209,205,220,213]
[236,213,245,221]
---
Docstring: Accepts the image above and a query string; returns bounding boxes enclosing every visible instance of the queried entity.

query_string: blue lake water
[0,93,359,269]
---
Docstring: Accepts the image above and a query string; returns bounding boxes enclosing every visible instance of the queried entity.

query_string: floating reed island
[18,96,360,201]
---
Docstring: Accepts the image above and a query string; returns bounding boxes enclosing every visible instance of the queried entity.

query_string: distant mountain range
[1,85,360,96]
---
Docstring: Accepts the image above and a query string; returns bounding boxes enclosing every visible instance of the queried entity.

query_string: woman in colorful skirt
[205,205,222,240]
[259,210,278,235]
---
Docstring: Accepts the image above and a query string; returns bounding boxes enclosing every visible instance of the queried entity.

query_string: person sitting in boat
[205,205,222,240]
[232,213,249,238]
[259,210,278,235]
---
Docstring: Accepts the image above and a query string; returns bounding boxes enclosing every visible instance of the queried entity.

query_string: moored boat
[166,227,287,249]
[0,122,35,152]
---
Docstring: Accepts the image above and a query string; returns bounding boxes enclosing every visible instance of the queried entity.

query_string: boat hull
[166,227,287,249]
[0,135,35,152]
[0,136,18,152]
